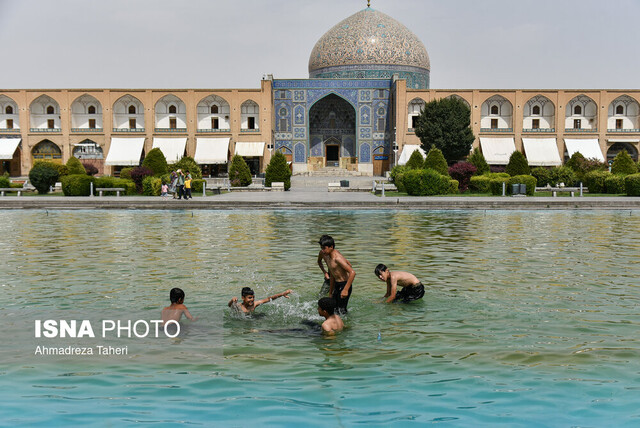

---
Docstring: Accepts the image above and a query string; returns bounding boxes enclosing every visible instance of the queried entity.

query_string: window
[88,106,96,114]
[47,119,55,129]
[211,118,219,129]
[491,118,499,129]
[280,118,287,131]
[88,119,96,129]
[616,119,624,129]
[46,106,55,115]
[616,105,624,115]
[574,119,581,129]
[329,118,336,129]
[574,105,582,115]
[128,105,136,115]
[6,119,13,129]
[411,116,419,129]
[169,118,177,129]
[490,105,499,115]
[280,92,286,99]
[248,117,255,130]
[379,90,385,98]
[129,118,136,129]
[211,105,218,114]
[532,105,541,115]
[532,119,540,129]
[169,105,177,114]
[5,106,13,114]
[377,118,385,132]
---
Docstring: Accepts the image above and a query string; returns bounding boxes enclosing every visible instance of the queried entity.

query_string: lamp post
[393,142,398,168]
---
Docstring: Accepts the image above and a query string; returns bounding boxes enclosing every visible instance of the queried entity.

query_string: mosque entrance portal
[309,94,356,170]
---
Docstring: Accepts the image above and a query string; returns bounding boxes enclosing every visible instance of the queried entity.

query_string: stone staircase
[296,167,366,177]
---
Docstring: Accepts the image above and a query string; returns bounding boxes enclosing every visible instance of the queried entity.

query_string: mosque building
[1,3,639,177]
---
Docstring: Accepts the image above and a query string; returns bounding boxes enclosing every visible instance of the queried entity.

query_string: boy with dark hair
[228,287,293,313]
[374,264,425,303]
[317,297,344,334]
[317,234,355,315]
[162,287,196,324]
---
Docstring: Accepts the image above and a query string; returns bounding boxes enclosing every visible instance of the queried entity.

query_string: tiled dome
[308,7,430,88]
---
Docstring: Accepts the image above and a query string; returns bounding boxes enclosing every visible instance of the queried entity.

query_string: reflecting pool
[1,210,639,427]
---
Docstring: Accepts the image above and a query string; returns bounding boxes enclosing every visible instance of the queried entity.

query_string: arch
[30,95,60,129]
[5,106,13,115]
[31,139,62,162]
[113,95,145,130]
[616,105,624,115]
[607,142,638,162]
[574,105,582,115]
[608,95,640,131]
[481,95,513,129]
[197,94,230,130]
[309,93,356,166]
[241,99,260,130]
[71,94,103,129]
[0,95,19,130]
[446,94,471,109]
[128,105,136,114]
[408,98,426,130]
[565,95,597,130]
[523,95,555,130]
[154,94,187,129]
[532,105,541,115]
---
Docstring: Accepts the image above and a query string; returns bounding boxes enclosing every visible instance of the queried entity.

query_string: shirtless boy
[374,264,425,303]
[318,235,355,314]
[162,287,196,324]
[228,287,292,313]
[318,297,344,334]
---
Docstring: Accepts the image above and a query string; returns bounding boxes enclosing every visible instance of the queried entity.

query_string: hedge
[0,176,10,188]
[61,174,95,196]
[625,173,640,196]
[604,175,626,194]
[142,176,162,196]
[449,179,459,194]
[191,179,206,193]
[551,166,578,187]
[66,156,86,175]
[29,163,60,194]
[507,175,537,196]
[119,167,134,180]
[584,170,610,193]
[469,175,491,193]
[403,168,451,196]
[505,151,530,176]
[390,165,408,193]
[94,177,136,195]
[531,167,553,187]
[424,147,449,176]
[142,147,169,176]
[490,177,510,195]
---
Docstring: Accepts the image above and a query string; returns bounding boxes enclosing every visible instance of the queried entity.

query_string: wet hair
[170,287,185,303]
[374,264,388,277]
[241,287,255,297]
[318,235,335,248]
[318,297,336,315]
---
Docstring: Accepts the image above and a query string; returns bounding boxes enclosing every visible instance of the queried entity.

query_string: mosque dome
[308,7,430,89]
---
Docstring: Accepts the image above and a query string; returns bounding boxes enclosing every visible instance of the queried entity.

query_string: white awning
[564,138,604,162]
[235,142,265,157]
[105,137,145,166]
[479,137,516,165]
[397,145,426,165]
[522,138,562,167]
[194,137,230,164]
[0,138,21,160]
[152,137,186,163]
[607,138,640,143]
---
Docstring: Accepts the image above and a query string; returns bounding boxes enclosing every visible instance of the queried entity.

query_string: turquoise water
[1,210,639,427]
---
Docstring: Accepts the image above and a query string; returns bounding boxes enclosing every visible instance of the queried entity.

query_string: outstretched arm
[228,297,238,308]
[256,289,293,306]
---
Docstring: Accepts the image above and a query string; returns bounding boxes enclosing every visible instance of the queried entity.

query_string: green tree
[468,147,490,175]
[228,154,252,187]
[405,149,425,170]
[611,150,638,175]
[414,97,475,163]
[142,147,169,176]
[424,146,449,176]
[170,156,202,179]
[29,163,60,194]
[66,156,86,175]
[505,151,530,176]
[265,151,292,190]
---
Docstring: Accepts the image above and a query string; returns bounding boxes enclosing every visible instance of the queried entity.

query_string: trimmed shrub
[29,163,60,194]
[228,154,252,187]
[66,156,86,175]
[611,150,638,175]
[469,175,492,193]
[531,167,553,187]
[130,166,154,193]
[584,170,610,193]
[119,167,133,180]
[405,150,425,170]
[390,165,408,192]
[94,177,136,195]
[625,173,640,196]
[449,179,459,194]
[142,147,169,176]
[61,174,95,196]
[142,176,162,196]
[34,160,68,178]
[424,146,449,176]
[468,147,490,175]
[0,176,9,188]
[265,151,292,190]
[505,151,530,176]
[551,166,577,187]
[82,162,98,176]
[605,174,626,194]
[170,156,202,179]
[191,179,206,193]
[490,177,510,195]
[448,162,477,192]
[402,168,451,196]
[507,175,537,196]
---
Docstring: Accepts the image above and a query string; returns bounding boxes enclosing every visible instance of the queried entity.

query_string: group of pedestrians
[162,169,193,200]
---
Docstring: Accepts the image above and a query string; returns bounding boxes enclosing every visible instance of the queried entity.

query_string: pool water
[1,210,639,427]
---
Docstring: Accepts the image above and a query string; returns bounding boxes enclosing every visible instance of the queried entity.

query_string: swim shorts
[394,282,425,303]
[331,280,352,314]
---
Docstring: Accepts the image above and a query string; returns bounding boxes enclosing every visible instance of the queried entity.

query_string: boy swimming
[317,297,344,334]
[317,235,355,315]
[162,287,196,324]
[228,287,292,313]
[374,264,425,303]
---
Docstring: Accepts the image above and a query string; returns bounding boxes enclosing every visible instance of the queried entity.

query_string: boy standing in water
[318,235,355,314]
[162,287,196,324]
[374,264,425,303]
[228,287,292,313]
[317,297,344,334]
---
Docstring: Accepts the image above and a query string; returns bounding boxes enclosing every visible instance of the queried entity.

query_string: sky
[1,0,639,90]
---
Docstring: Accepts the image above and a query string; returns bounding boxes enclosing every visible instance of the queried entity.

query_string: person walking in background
[176,169,185,200]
